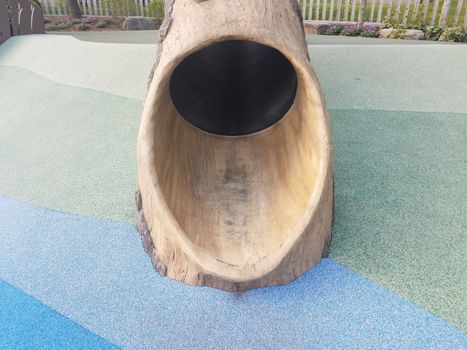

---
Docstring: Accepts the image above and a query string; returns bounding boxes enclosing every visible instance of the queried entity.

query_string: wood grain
[136,0,333,291]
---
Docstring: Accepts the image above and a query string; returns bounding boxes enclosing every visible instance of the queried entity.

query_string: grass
[299,0,466,27]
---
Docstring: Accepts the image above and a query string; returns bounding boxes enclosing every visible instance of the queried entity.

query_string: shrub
[46,21,72,31]
[84,17,98,24]
[380,17,401,29]
[71,18,81,24]
[360,24,379,38]
[341,24,362,36]
[78,23,90,31]
[96,19,110,28]
[323,24,344,35]
[438,27,466,42]
[425,26,445,41]
[406,23,426,32]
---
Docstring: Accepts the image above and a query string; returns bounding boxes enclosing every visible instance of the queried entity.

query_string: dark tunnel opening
[169,40,298,136]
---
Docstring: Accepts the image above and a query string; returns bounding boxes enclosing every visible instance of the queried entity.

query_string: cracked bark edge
[135,188,167,276]
[290,0,310,60]
[321,176,334,258]
[147,0,176,92]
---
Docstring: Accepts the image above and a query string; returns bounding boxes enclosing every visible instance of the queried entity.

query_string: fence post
[377,0,385,23]
[454,0,463,26]
[344,0,350,20]
[402,0,411,25]
[358,0,368,25]
[308,0,314,20]
[394,0,402,20]
[350,0,357,21]
[329,0,335,20]
[422,0,429,22]
[412,0,420,22]
[369,0,376,22]
[439,0,452,26]
[322,0,328,20]
[430,0,440,25]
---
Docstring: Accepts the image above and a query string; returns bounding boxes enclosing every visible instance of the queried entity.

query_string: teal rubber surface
[0,196,465,349]
[0,34,466,345]
[0,279,120,350]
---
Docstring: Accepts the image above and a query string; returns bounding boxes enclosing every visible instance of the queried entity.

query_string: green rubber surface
[0,66,140,224]
[0,35,155,100]
[0,34,466,333]
[311,45,467,113]
[329,109,467,332]
[1,35,466,113]
[56,30,459,45]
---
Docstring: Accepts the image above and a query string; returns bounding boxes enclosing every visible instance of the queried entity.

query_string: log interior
[169,40,298,136]
[151,40,323,268]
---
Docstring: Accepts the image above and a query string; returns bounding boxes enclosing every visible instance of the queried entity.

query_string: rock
[304,22,331,35]
[122,17,158,31]
[379,28,425,40]
[378,28,394,38]
[403,29,425,40]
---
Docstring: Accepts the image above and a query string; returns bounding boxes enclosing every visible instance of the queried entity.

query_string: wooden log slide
[136,0,334,291]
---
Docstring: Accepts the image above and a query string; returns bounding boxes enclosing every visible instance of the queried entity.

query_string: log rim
[168,39,299,137]
[138,32,332,283]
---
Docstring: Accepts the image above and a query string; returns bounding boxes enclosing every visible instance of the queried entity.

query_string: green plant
[438,27,467,42]
[405,23,426,32]
[71,18,81,24]
[380,17,401,29]
[145,0,164,22]
[323,24,344,35]
[425,26,445,41]
[46,21,72,31]
[388,28,406,39]
[78,23,90,31]
[341,24,362,37]
[84,17,98,24]
[96,19,110,28]
[360,24,379,37]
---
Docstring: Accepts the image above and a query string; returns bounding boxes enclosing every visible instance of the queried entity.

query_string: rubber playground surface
[0,33,466,349]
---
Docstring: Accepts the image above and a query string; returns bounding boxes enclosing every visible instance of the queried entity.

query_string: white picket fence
[39,0,466,28]
[299,0,466,27]
[40,0,152,16]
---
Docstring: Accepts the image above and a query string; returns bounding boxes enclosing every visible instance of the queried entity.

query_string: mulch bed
[44,16,125,32]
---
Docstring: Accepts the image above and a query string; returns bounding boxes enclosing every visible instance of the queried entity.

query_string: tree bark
[67,0,81,18]
[137,0,333,291]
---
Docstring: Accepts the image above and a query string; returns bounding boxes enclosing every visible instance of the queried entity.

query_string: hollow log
[136,0,334,291]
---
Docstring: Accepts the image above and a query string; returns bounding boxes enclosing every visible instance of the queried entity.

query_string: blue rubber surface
[0,279,120,350]
[0,196,465,349]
